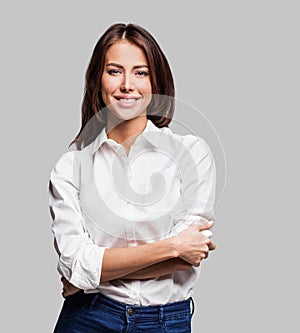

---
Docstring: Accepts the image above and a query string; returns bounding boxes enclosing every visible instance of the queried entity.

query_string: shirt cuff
[58,246,108,290]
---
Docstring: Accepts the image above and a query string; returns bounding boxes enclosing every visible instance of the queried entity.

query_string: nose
[120,73,134,92]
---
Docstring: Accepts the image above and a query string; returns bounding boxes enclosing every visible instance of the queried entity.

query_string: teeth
[119,98,135,103]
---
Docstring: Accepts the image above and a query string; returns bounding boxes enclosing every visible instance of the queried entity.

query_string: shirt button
[127,308,134,316]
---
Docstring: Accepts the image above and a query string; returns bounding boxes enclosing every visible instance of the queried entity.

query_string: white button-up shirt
[48,119,216,305]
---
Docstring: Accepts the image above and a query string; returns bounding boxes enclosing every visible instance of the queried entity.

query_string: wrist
[165,235,180,259]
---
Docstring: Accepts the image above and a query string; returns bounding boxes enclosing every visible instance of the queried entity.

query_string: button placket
[123,161,137,247]
[129,279,140,302]
[125,226,136,247]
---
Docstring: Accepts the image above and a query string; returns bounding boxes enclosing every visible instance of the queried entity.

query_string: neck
[106,115,148,145]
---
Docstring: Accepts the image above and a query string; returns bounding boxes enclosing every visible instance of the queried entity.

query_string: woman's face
[101,40,152,122]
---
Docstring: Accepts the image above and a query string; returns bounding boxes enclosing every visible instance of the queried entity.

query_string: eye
[108,69,122,75]
[135,71,149,77]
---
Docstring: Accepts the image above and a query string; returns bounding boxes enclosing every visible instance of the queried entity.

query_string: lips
[114,95,141,108]
[114,95,141,101]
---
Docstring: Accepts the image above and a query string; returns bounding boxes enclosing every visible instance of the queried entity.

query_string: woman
[48,23,216,333]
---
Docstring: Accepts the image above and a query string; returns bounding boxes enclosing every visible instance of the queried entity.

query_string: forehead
[105,40,148,65]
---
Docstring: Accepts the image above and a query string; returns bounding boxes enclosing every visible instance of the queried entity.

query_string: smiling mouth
[114,96,141,107]
[115,97,141,102]
[117,98,138,104]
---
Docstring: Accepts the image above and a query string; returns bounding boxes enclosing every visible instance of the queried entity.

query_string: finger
[62,280,68,288]
[200,252,207,259]
[61,277,68,285]
[201,236,212,245]
[197,221,214,231]
[208,241,217,251]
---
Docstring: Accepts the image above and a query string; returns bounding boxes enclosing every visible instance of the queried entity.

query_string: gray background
[1,0,299,332]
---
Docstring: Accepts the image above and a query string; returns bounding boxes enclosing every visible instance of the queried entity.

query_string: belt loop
[89,293,100,308]
[190,297,195,317]
[159,305,164,323]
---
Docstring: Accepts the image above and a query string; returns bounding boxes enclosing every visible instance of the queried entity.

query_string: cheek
[101,75,119,96]
[138,79,152,94]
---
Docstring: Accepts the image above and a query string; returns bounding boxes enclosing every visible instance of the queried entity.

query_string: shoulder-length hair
[70,23,175,149]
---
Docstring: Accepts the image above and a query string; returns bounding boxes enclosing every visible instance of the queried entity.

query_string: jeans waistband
[73,291,194,322]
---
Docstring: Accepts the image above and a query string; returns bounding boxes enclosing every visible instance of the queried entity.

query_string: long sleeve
[169,136,216,236]
[48,151,107,289]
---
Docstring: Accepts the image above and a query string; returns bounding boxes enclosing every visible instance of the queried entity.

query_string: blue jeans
[53,290,194,332]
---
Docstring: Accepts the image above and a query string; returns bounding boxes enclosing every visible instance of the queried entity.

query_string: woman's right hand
[174,222,216,267]
[61,276,81,298]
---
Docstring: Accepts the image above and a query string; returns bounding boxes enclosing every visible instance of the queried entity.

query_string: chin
[109,107,146,122]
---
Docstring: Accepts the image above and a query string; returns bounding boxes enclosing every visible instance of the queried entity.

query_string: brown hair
[70,23,175,149]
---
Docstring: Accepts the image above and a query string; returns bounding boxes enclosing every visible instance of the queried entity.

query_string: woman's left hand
[61,276,81,298]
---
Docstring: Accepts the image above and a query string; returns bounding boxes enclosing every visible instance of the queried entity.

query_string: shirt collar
[89,119,162,155]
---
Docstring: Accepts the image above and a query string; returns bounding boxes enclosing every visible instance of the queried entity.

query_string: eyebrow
[106,62,149,69]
